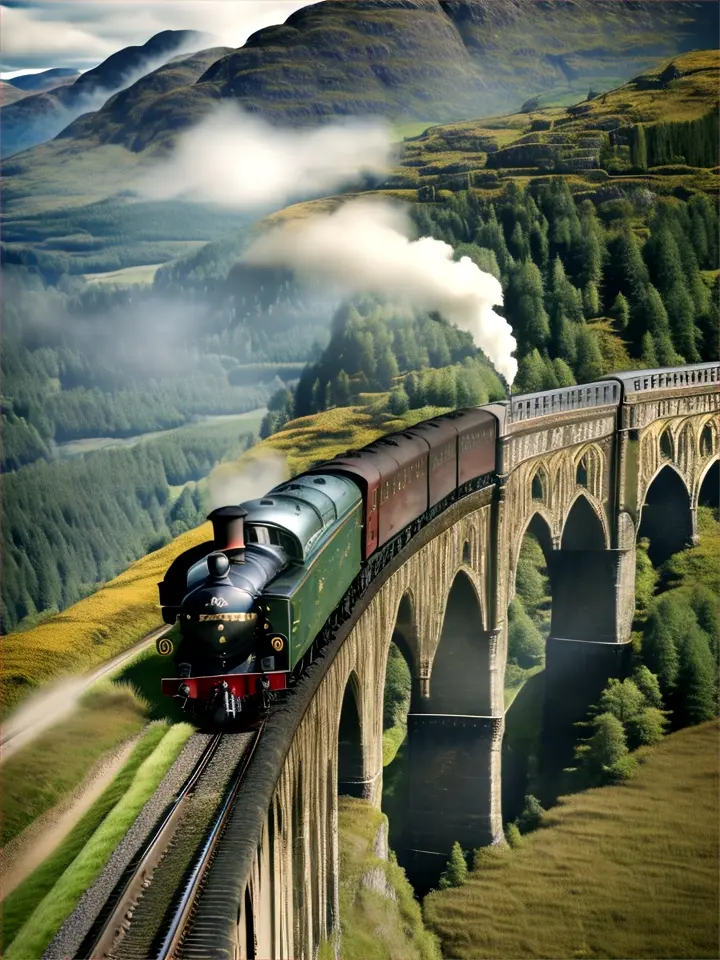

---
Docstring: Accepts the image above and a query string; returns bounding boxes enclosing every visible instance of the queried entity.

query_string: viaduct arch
[179,366,719,959]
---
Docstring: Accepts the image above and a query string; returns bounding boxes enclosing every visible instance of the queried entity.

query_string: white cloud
[1,1,318,71]
[244,199,519,384]
[138,102,395,209]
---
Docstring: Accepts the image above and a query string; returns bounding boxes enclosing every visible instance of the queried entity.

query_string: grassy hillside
[392,49,720,197]
[328,797,441,960]
[425,719,719,960]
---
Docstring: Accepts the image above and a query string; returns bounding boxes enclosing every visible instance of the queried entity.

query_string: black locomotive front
[157,506,289,717]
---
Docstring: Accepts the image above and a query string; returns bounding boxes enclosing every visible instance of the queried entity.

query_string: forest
[260,181,719,438]
[1,425,257,632]
[3,163,718,632]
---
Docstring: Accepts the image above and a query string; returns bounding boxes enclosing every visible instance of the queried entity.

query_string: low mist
[139,103,395,209]
[244,199,518,384]
[209,449,289,510]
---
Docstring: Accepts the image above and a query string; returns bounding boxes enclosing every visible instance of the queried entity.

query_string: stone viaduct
[182,364,718,960]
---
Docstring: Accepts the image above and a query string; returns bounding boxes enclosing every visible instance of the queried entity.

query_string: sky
[0,0,319,76]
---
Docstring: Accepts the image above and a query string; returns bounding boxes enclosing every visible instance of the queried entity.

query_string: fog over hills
[0,29,214,157]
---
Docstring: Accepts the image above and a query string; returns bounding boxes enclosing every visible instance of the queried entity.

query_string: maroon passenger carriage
[308,406,498,560]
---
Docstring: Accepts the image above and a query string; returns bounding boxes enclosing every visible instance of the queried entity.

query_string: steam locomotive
[157,406,498,723]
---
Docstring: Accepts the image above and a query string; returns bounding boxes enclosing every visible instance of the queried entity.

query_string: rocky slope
[0,30,213,157]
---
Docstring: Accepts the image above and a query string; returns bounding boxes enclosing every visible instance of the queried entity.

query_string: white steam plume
[139,103,395,209]
[244,199,518,384]
[209,450,289,510]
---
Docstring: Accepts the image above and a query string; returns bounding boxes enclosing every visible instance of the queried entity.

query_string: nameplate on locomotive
[197,612,258,622]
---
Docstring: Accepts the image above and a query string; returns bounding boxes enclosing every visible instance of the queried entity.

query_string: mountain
[0,30,213,157]
[6,68,82,92]
[23,0,718,156]
[2,1,717,222]
[1,82,27,107]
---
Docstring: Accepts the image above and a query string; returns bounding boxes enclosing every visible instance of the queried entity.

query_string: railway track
[79,727,262,960]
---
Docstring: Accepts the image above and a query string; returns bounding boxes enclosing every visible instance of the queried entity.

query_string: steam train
[157,362,718,724]
[157,406,498,723]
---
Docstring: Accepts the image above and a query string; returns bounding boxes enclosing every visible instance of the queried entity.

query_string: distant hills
[18,0,720,153]
[2,0,718,230]
[0,30,213,157]
[6,68,82,92]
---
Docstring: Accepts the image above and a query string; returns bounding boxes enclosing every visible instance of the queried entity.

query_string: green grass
[662,505,720,598]
[335,797,441,960]
[111,645,187,724]
[425,719,720,960]
[382,724,407,767]
[0,683,150,847]
[5,722,194,960]
[504,663,544,709]
[55,408,265,459]
[0,721,168,950]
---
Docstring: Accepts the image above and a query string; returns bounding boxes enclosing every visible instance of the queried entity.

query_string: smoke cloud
[244,199,518,384]
[209,449,289,510]
[139,103,395,209]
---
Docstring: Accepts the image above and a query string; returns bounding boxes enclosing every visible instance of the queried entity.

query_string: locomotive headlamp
[271,635,285,652]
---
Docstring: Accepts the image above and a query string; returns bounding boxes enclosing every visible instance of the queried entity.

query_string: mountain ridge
[0,29,214,157]
[25,0,720,157]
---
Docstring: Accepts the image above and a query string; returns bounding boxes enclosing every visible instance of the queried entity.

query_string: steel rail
[83,732,224,960]
[156,724,264,960]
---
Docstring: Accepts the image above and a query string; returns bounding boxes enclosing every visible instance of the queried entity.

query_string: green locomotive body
[242,473,362,672]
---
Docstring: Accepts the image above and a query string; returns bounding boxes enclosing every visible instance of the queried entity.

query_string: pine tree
[642,595,694,695]
[552,357,576,386]
[596,678,646,725]
[632,666,663,709]
[515,349,547,393]
[583,280,601,319]
[333,369,352,407]
[611,293,630,330]
[574,326,605,383]
[438,842,468,889]
[665,281,700,362]
[640,331,659,368]
[676,626,718,725]
[575,712,633,782]
[631,707,667,746]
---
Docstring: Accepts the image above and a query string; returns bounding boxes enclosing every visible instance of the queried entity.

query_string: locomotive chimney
[208,505,248,551]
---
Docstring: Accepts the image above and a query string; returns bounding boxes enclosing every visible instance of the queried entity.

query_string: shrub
[438,842,468,889]
[518,794,545,834]
[631,706,668,746]
[607,753,638,782]
[505,822,523,848]
[507,598,544,667]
